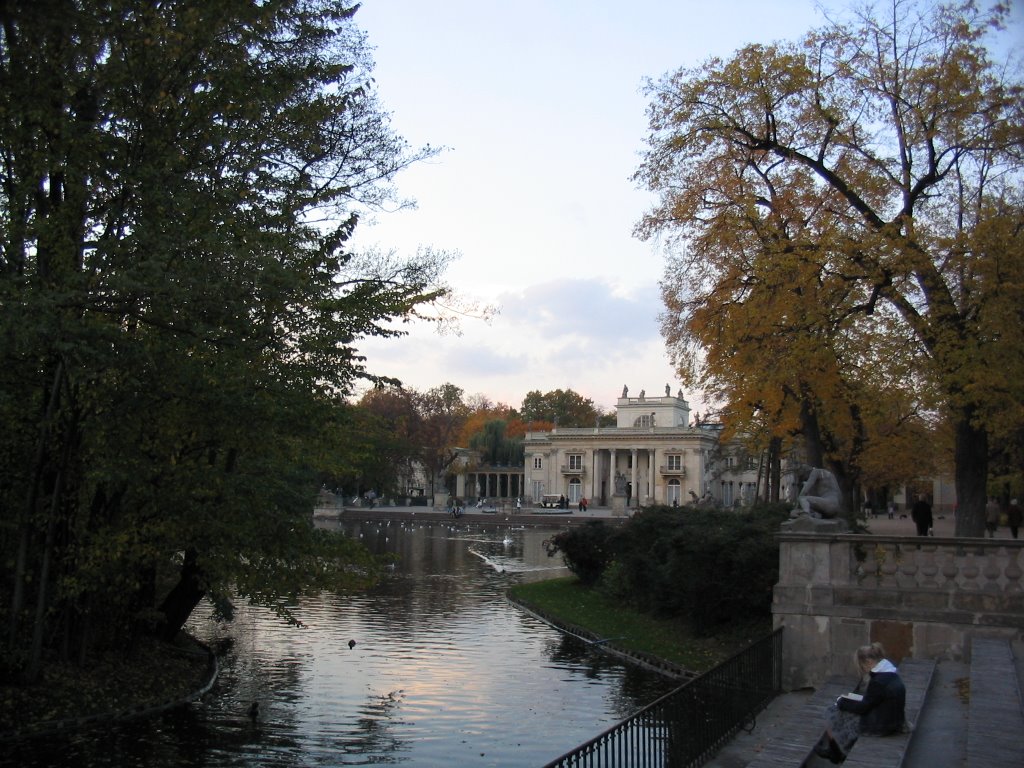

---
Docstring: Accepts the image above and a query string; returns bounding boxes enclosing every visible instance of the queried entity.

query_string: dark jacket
[837,661,906,736]
[911,500,933,529]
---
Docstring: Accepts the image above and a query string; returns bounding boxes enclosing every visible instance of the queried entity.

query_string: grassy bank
[509,576,771,673]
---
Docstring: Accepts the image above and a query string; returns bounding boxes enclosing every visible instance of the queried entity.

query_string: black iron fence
[543,626,783,768]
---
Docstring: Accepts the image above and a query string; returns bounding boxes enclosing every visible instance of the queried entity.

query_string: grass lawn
[509,576,771,673]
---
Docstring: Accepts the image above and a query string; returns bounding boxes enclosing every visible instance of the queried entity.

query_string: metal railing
[543,627,783,768]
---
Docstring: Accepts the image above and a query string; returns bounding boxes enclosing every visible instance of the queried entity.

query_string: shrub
[543,521,614,586]
[615,504,790,633]
[561,503,790,634]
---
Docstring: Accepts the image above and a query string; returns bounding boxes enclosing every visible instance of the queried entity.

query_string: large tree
[520,388,609,427]
[636,0,1023,535]
[414,383,470,497]
[1,0,449,678]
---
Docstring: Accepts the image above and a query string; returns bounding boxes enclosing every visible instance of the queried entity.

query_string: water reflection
[6,519,677,767]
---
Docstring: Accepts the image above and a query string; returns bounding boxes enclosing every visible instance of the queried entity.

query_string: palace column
[590,451,598,502]
[648,450,655,505]
[608,448,616,504]
[630,448,638,508]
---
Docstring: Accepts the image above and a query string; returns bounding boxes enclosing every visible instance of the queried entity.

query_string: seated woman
[815,642,906,764]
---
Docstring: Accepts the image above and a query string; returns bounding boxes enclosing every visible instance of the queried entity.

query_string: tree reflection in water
[6,520,677,767]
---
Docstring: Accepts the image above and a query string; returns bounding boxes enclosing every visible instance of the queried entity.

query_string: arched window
[667,479,681,506]
[568,478,582,503]
[633,415,653,428]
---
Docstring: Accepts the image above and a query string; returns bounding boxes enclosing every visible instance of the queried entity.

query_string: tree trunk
[9,361,65,650]
[768,437,782,503]
[799,397,825,468]
[953,410,988,537]
[158,548,206,641]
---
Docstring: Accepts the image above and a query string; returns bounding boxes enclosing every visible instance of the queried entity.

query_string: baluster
[898,546,920,588]
[918,544,939,588]
[940,546,960,588]
[1003,547,1023,594]
[981,547,1003,593]
[876,542,900,587]
[960,551,981,590]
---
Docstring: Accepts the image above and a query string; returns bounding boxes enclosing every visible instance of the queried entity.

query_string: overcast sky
[348,0,1023,415]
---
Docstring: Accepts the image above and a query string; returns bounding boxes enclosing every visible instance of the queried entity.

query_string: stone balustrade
[773,531,1024,690]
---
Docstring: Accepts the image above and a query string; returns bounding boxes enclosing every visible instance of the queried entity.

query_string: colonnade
[456,470,525,501]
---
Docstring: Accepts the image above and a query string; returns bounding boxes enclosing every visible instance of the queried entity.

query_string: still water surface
[12,519,677,767]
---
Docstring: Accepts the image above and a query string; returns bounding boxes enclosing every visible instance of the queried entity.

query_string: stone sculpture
[792,467,841,519]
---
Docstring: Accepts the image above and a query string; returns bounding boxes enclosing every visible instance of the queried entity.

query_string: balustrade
[845,537,1024,593]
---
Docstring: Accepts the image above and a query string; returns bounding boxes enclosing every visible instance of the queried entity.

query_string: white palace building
[441,385,953,516]
[519,385,766,511]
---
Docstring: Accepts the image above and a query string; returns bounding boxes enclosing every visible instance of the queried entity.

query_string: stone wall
[773,531,1024,690]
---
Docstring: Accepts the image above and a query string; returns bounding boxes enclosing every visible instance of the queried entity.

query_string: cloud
[353,276,688,411]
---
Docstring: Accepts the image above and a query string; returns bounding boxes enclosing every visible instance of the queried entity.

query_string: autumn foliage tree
[635,0,1023,534]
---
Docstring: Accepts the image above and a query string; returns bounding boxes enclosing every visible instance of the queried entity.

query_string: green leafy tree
[468,419,524,467]
[636,1,1023,535]
[521,388,605,427]
[0,0,449,679]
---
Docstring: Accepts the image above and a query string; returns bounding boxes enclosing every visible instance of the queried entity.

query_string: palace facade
[440,385,953,516]
[519,386,770,510]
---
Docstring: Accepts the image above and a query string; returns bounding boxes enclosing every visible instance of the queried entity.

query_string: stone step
[966,637,1024,768]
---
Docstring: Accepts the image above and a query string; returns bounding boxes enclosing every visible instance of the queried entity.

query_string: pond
[10,518,678,767]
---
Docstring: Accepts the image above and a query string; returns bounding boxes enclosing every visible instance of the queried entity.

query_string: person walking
[1006,500,1022,540]
[985,497,1001,538]
[911,495,932,537]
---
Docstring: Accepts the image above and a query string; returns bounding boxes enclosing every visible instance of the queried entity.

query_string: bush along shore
[507,504,789,675]
[508,577,771,679]
[0,634,217,743]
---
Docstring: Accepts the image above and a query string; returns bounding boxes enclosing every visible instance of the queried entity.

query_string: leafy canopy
[0,0,451,672]
[635,0,1023,533]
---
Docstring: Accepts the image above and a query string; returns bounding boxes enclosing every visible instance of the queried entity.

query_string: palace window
[533,456,542,470]
[667,479,681,505]
[567,453,583,471]
[633,415,654,428]
[569,478,582,502]
[667,454,682,471]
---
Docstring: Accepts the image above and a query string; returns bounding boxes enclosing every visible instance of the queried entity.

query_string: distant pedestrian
[986,497,1001,538]
[1006,500,1022,539]
[581,497,588,512]
[911,495,932,537]
[887,501,896,520]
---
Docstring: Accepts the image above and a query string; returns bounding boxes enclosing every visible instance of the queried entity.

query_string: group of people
[908,494,1022,539]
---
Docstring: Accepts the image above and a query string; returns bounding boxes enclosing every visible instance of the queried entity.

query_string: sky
[348,0,1024,415]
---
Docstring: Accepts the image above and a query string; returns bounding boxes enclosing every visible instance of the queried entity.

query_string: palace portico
[522,387,724,509]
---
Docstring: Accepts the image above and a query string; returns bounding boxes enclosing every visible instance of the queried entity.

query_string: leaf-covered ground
[0,636,211,736]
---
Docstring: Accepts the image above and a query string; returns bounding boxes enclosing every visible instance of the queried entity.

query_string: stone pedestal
[611,494,627,516]
[781,514,849,534]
